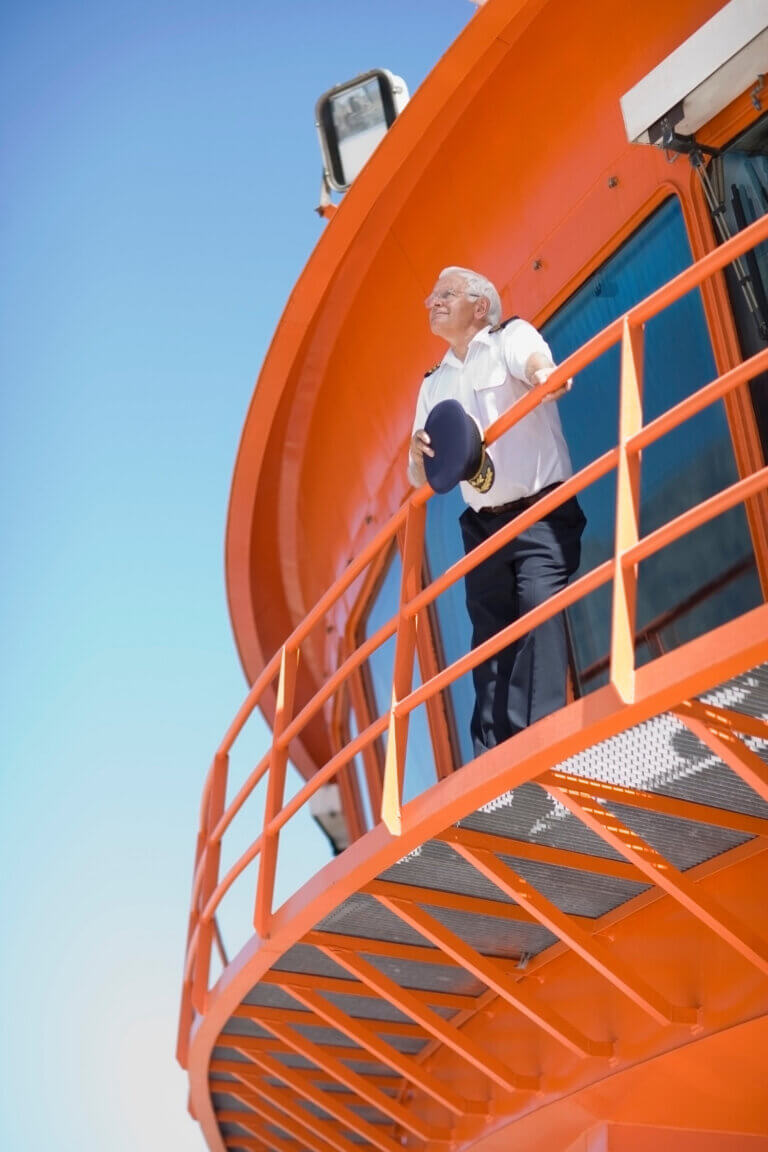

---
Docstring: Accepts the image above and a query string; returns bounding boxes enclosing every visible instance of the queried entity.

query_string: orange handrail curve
[268,711,391,835]
[202,210,768,799]
[202,835,264,924]
[180,208,768,1042]
[404,448,620,619]
[277,612,399,750]
[209,751,271,847]
[396,560,615,719]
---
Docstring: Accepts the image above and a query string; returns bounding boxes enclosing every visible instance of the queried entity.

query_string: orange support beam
[216,1032,380,1065]
[233,1001,426,1038]
[539,769,768,839]
[191,751,229,1013]
[215,1108,295,1152]
[223,1137,274,1152]
[283,983,485,1117]
[303,928,480,969]
[610,317,644,704]
[212,1077,343,1152]
[254,644,299,939]
[675,697,768,742]
[438,824,645,881]
[544,781,768,977]
[366,877,544,924]
[318,944,540,1094]
[233,1043,404,1152]
[211,1057,400,1090]
[263,966,477,1011]
[374,894,613,1059]
[382,501,426,835]
[224,1137,285,1152]
[452,843,697,1026]
[245,1008,447,1141]
[675,703,768,807]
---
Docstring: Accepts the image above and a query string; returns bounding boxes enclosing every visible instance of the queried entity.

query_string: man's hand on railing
[526,352,573,403]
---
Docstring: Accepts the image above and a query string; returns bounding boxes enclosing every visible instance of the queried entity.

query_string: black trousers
[460,495,586,756]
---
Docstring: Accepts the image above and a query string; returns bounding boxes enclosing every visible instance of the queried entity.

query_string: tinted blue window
[362,547,437,802]
[543,197,760,684]
[347,708,375,830]
[716,140,768,457]
[425,487,475,765]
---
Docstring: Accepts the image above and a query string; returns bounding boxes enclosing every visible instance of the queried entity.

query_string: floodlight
[620,0,768,146]
[316,69,409,192]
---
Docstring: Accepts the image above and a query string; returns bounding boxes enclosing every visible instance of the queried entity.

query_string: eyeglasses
[424,288,480,308]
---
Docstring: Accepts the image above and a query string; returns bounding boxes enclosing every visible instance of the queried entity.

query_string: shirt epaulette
[424,363,441,377]
[488,315,520,334]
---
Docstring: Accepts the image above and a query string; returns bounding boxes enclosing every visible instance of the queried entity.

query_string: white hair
[439,266,502,326]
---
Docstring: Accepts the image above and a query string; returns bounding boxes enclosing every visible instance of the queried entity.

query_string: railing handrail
[178,208,768,1064]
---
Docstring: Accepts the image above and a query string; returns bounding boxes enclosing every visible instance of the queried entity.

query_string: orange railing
[177,210,768,1066]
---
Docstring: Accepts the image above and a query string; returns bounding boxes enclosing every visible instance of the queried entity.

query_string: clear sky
[0,2,472,1148]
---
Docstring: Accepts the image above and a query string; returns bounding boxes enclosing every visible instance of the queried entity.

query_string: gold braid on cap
[468,445,495,493]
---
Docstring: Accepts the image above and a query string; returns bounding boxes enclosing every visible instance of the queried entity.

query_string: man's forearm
[524,350,555,383]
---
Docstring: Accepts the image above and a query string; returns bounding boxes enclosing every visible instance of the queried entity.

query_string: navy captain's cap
[423,400,495,495]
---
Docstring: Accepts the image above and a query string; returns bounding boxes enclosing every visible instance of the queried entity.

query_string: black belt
[476,482,563,517]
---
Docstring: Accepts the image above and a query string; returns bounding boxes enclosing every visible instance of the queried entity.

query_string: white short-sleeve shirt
[411,320,573,511]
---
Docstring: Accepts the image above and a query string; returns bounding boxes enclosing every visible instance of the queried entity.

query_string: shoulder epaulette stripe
[488,315,520,334]
[424,363,441,377]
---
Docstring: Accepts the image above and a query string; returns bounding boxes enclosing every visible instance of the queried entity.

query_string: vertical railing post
[254,643,299,939]
[382,501,426,835]
[610,316,644,703]
[176,824,207,1066]
[191,750,229,1013]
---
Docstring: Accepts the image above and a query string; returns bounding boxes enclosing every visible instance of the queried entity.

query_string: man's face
[426,274,486,341]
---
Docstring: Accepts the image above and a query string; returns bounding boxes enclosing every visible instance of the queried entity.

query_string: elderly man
[409,266,586,756]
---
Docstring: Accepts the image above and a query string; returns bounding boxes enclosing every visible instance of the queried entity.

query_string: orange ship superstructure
[178,2,768,1149]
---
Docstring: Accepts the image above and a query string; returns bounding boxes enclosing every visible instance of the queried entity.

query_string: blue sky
[0,2,472,1148]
